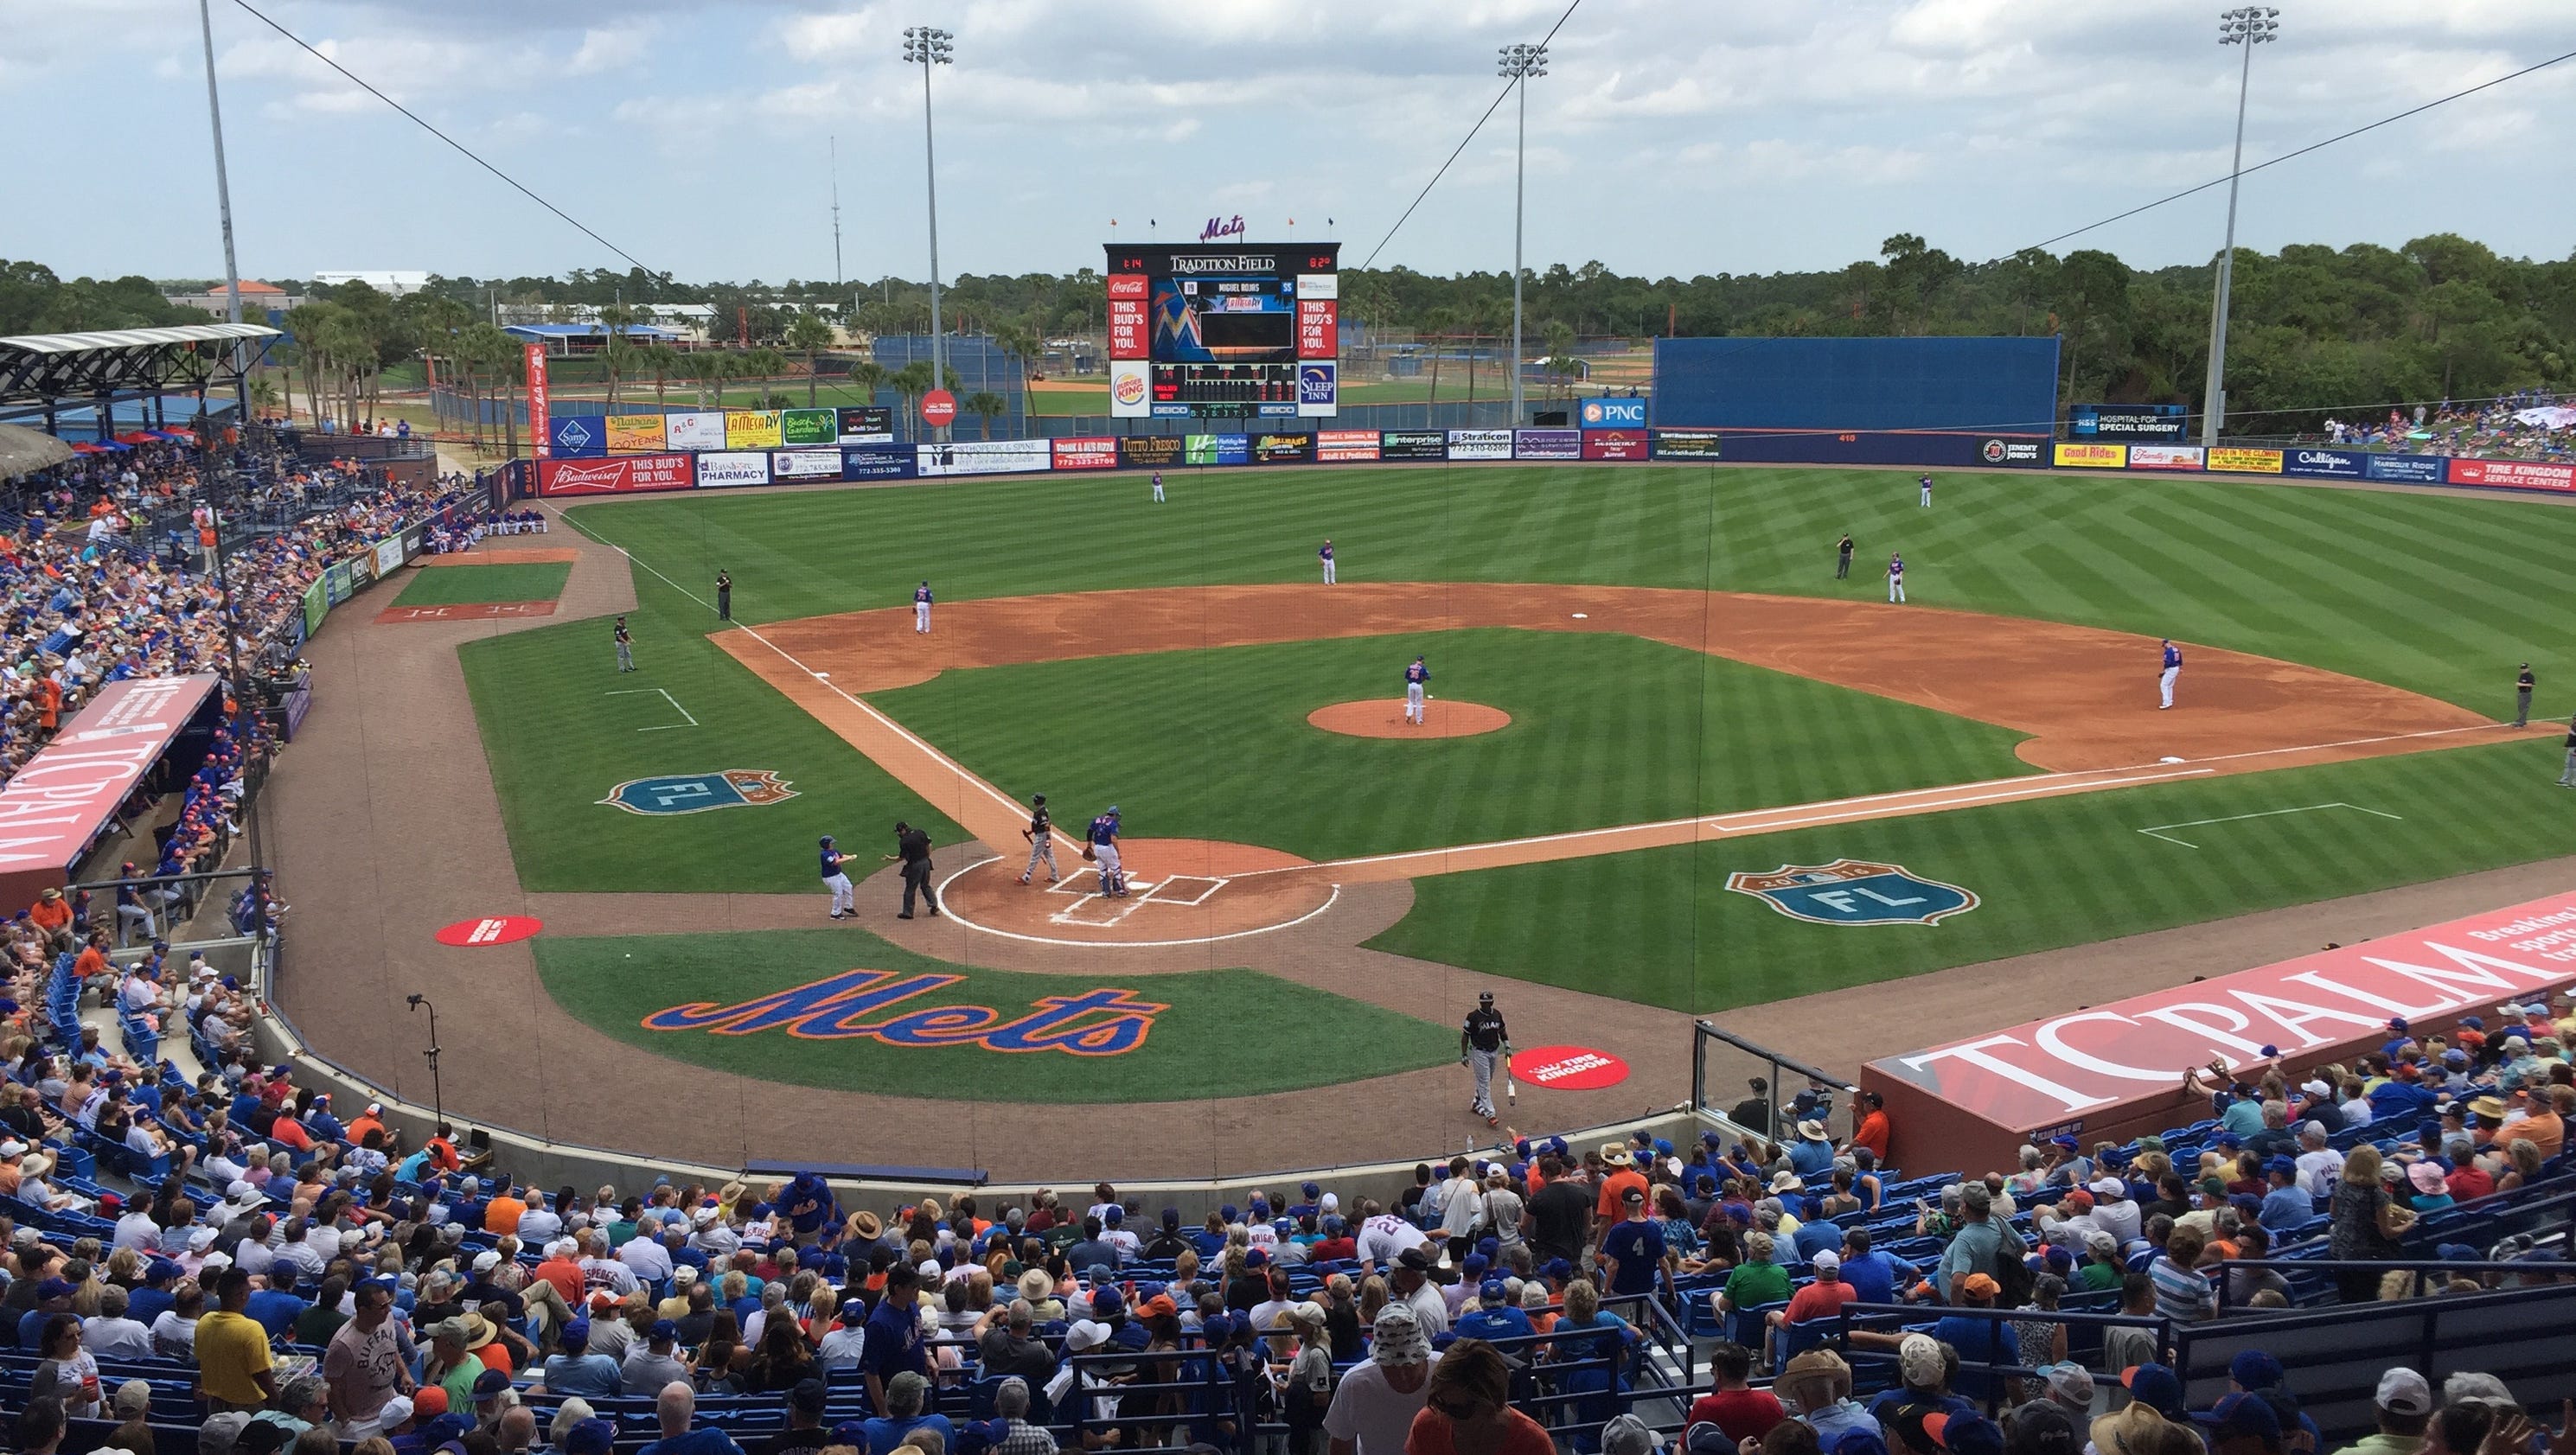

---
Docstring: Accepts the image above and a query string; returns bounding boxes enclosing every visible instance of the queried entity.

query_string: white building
[310,270,431,297]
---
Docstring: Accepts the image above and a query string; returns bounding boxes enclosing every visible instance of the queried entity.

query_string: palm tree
[847,360,886,413]
[890,361,934,426]
[963,391,1007,439]
[743,347,789,410]
[1420,307,1454,408]
[639,342,681,410]
[783,312,835,407]
[1460,299,1496,406]
[994,322,1040,423]
[460,322,515,450]
[683,349,735,409]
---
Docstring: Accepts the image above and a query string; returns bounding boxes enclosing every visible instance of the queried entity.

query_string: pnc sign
[643,968,1169,1056]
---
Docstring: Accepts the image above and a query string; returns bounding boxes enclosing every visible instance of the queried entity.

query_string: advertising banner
[1296,299,1339,359]
[1253,432,1317,464]
[1051,437,1119,471]
[373,536,404,576]
[547,413,606,458]
[1582,429,1651,461]
[303,580,326,638]
[1650,428,1724,460]
[1117,435,1185,469]
[1512,428,1582,461]
[1109,361,1151,419]
[1381,430,1447,462]
[2363,453,2447,485]
[770,448,844,481]
[1316,430,1382,463]
[1864,888,2576,1161]
[780,409,839,446]
[0,674,221,899]
[1448,429,1513,462]
[1579,397,1648,429]
[2052,442,2127,469]
[694,452,772,488]
[917,439,1051,477]
[665,412,726,450]
[2447,458,2576,492]
[323,559,353,606]
[2067,403,2189,440]
[2126,444,2205,472]
[1183,433,1251,466]
[605,413,668,454]
[536,454,697,497]
[1296,361,1338,418]
[2206,447,2284,475]
[1975,437,2047,468]
[834,406,894,444]
[525,343,552,459]
[2282,447,2368,479]
[839,445,916,481]
[1106,278,1149,360]
[724,411,784,450]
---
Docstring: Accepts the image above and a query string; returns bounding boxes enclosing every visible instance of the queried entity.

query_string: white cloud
[569,23,657,76]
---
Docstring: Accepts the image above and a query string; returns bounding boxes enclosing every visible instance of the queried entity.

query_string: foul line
[605,687,698,731]
[2138,801,2404,849]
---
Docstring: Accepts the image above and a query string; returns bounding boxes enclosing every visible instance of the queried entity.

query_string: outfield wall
[513,426,2576,503]
[1651,335,2062,435]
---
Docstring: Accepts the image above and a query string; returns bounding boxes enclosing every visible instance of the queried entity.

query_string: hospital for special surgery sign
[1866,891,2576,1129]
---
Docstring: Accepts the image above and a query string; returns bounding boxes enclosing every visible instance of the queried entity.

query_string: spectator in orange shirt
[485,1179,529,1236]
[1853,1092,1892,1162]
[344,1103,387,1152]
[425,1126,463,1174]
[72,931,112,980]
[2514,1086,2569,1161]
[29,888,74,952]
[1591,1145,1647,1242]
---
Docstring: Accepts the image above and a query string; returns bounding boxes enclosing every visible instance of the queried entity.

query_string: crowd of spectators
[0,989,2566,1455]
[2320,392,2574,459]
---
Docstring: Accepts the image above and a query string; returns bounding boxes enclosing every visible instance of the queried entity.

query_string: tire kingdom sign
[921,389,957,428]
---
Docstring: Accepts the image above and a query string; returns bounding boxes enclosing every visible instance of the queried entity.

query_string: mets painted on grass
[642,968,1169,1054]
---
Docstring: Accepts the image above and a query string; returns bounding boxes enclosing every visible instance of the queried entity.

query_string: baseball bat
[1505,1045,1517,1103]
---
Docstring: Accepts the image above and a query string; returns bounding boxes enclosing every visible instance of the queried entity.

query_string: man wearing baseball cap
[2344,1369,2433,1455]
[1322,1304,1438,1455]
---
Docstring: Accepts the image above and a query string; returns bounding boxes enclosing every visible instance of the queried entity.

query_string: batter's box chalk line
[2135,801,2402,849]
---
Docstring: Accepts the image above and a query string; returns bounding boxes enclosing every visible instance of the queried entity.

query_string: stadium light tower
[196,0,247,420]
[903,25,956,439]
[1499,42,1549,426]
[2202,6,2279,447]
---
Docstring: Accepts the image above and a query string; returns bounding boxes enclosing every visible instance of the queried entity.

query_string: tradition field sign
[451,463,2576,1014]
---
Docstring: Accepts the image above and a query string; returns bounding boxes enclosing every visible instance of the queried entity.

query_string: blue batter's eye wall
[1650,335,2062,437]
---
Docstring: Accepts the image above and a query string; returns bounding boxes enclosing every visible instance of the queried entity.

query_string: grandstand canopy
[0,322,280,410]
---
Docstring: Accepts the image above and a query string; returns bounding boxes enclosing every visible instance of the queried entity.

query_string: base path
[1309,699,1512,739]
[723,583,2531,893]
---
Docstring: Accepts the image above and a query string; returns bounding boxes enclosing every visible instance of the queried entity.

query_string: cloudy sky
[5,0,2569,286]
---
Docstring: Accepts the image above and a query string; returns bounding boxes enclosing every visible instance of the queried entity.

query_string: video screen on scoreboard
[1107,242,1338,419]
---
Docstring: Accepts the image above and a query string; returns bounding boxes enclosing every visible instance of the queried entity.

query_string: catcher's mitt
[1082,844,1096,861]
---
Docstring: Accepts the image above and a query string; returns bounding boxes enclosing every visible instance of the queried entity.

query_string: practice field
[391,560,571,607]
[534,927,1454,1101]
[454,462,2576,1013]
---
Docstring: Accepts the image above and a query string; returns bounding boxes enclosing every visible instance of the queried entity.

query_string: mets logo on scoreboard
[1724,859,1978,926]
[599,769,799,816]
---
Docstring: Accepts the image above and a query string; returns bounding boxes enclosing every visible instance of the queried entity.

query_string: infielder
[716,570,732,622]
[2559,714,2576,788]
[1087,806,1127,897]
[613,616,635,672]
[1835,533,1855,580]
[913,581,934,634]
[1919,474,1934,507]
[2159,638,2182,709]
[1461,991,1509,1127]
[1404,654,1430,725]
[1152,471,1165,503]
[1020,793,1059,885]
[2515,662,2534,728]
[1886,553,1905,603]
[819,835,857,919]
[1319,539,1336,584]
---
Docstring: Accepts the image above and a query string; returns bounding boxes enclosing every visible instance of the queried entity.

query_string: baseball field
[393,460,2576,1143]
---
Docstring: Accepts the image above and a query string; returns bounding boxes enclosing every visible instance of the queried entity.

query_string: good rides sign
[643,968,1169,1056]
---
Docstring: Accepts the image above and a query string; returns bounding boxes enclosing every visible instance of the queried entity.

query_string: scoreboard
[1105,242,1338,419]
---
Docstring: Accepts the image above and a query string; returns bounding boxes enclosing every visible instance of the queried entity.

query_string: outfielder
[1152,471,1165,503]
[1087,806,1127,897]
[2159,638,2182,709]
[614,616,636,672]
[1404,654,1430,725]
[1319,539,1336,584]
[1919,474,1934,507]
[1020,793,1059,885]
[2515,662,2534,728]
[819,835,857,919]
[913,581,934,634]
[1461,992,1509,1127]
[1886,553,1905,603]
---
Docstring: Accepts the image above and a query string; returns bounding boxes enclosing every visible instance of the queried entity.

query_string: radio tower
[829,136,845,290]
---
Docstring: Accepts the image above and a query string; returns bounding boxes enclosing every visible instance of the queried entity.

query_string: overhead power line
[226,0,660,277]
[1360,0,1583,270]
[2030,45,2576,253]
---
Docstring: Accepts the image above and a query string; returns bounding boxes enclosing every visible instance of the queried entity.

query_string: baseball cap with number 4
[2375,1369,2432,1416]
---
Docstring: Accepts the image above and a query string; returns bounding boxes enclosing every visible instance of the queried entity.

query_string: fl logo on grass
[599,770,799,815]
[1725,858,1978,926]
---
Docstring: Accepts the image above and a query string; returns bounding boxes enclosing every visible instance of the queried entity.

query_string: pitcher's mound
[1307,699,1512,739]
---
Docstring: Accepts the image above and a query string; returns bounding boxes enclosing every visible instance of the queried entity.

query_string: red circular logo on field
[920,389,957,426]
[1511,1044,1629,1091]
[433,916,543,948]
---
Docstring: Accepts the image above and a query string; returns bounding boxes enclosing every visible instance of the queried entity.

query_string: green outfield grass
[391,561,570,607]
[866,629,2032,859]
[1374,737,2576,1011]
[457,567,962,894]
[442,463,2576,1009]
[535,928,1454,1101]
